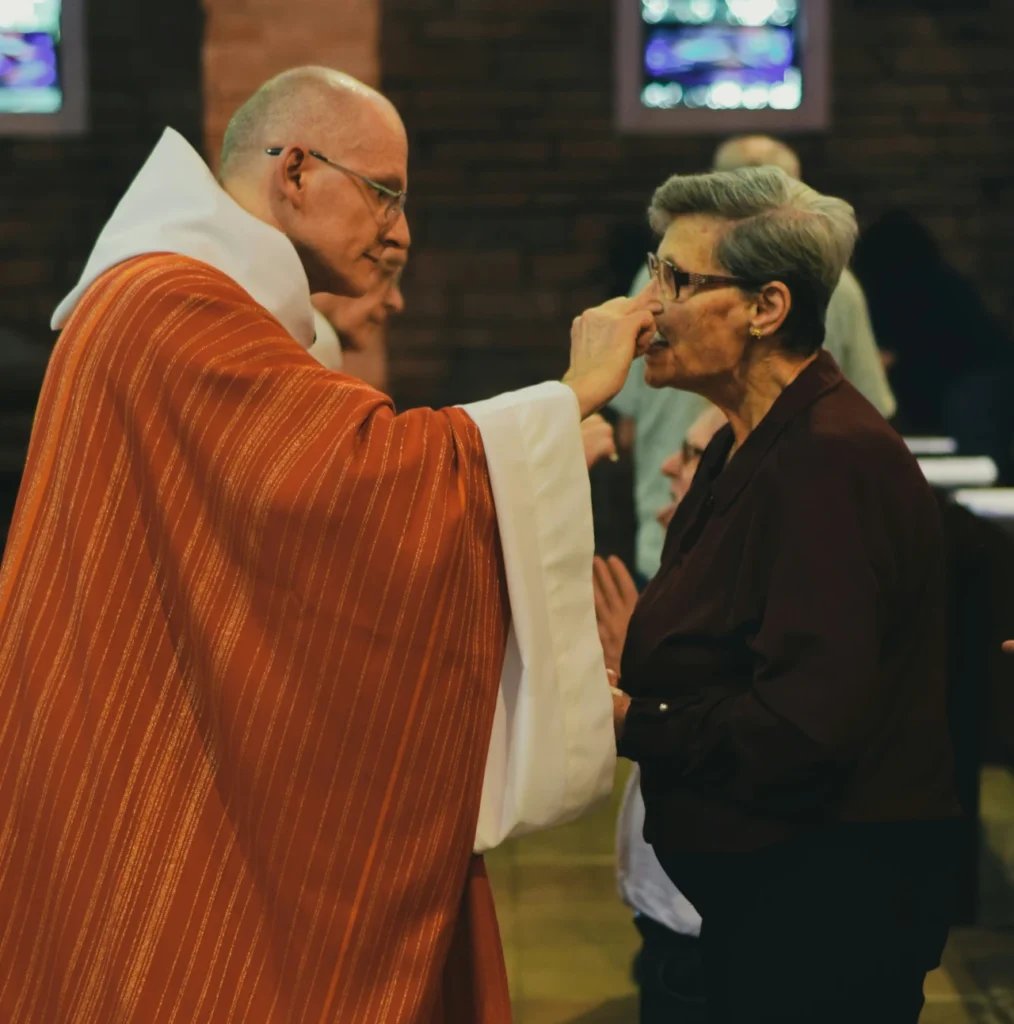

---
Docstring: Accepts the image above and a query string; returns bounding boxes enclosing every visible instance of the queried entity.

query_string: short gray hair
[649,166,858,353]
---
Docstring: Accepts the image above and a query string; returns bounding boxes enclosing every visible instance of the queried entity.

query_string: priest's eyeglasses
[647,252,757,302]
[265,147,407,222]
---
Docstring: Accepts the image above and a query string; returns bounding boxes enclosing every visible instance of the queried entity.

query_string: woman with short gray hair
[598,167,960,1023]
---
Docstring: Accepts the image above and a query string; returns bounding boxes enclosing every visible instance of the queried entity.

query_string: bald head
[219,66,403,183]
[712,135,801,180]
[216,66,410,299]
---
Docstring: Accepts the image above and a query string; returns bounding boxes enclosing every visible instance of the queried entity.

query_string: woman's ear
[750,281,792,338]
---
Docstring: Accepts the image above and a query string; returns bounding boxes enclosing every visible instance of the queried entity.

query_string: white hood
[52,127,316,349]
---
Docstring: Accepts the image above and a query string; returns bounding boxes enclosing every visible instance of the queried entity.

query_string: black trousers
[632,913,706,1024]
[657,822,959,1024]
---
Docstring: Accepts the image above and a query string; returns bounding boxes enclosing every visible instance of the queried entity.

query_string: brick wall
[203,0,380,170]
[0,0,382,343]
[382,0,1014,411]
[0,0,204,345]
[0,0,204,542]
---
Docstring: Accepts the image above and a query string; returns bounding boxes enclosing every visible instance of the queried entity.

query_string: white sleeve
[461,381,617,853]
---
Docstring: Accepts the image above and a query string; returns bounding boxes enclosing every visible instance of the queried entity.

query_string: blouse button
[659,702,669,712]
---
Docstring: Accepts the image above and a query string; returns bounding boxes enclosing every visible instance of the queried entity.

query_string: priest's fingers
[631,312,660,356]
[599,285,661,316]
[627,285,663,317]
[586,295,660,330]
[1004,640,1014,655]
[607,555,639,610]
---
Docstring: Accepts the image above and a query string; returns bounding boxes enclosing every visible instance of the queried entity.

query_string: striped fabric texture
[0,255,513,1023]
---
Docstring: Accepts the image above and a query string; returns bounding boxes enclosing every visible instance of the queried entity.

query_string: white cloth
[310,310,344,370]
[52,128,316,348]
[51,126,616,854]
[918,456,998,489]
[464,384,617,851]
[616,766,702,935]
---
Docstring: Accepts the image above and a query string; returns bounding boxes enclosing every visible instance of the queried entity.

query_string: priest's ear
[276,145,310,207]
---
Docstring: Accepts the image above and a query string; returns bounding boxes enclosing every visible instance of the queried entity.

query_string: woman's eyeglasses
[647,252,757,302]
[265,147,407,222]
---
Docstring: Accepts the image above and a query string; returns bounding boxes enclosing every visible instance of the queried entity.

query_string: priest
[0,67,656,1023]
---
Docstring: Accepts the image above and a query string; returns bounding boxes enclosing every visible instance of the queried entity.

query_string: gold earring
[749,326,762,339]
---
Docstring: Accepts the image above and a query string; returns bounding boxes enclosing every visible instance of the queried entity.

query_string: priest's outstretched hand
[565,293,661,419]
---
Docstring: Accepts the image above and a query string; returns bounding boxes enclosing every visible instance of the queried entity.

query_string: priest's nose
[380,208,411,252]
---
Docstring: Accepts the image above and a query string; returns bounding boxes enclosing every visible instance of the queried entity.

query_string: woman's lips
[646,333,670,353]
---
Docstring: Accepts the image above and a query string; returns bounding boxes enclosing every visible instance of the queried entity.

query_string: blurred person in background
[654,405,728,530]
[311,245,406,389]
[599,165,959,1024]
[853,209,1014,480]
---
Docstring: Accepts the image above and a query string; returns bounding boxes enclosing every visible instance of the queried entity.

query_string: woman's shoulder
[774,390,923,491]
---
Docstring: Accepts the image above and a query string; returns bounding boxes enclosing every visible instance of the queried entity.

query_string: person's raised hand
[593,554,640,678]
[612,688,631,745]
[565,293,662,419]
[581,414,618,469]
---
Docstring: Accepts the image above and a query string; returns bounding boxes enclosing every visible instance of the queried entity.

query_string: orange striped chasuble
[0,253,513,1023]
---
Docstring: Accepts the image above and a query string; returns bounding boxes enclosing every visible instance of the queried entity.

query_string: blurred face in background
[312,249,406,391]
[656,405,728,529]
[313,248,406,350]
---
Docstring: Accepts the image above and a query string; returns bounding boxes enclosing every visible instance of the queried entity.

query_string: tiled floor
[486,763,1014,1024]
